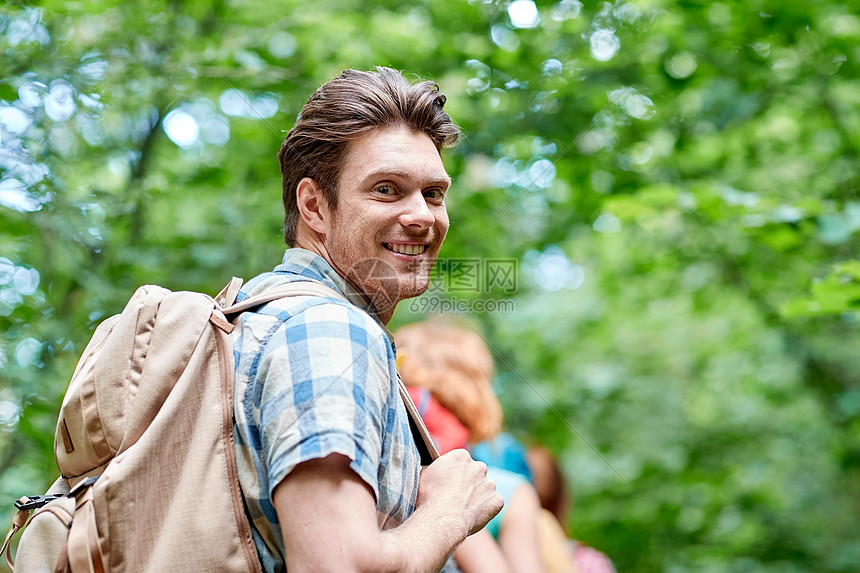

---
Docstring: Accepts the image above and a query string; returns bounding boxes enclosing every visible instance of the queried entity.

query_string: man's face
[322,124,450,320]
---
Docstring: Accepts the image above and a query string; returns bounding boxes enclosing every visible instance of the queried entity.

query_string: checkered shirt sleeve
[233,295,420,571]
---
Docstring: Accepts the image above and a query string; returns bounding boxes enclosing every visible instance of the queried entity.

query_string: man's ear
[296,177,330,236]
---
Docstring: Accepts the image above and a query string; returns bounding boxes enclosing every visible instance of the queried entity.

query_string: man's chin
[396,278,430,302]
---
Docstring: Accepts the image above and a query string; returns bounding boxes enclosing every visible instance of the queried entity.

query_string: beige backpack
[2,278,438,572]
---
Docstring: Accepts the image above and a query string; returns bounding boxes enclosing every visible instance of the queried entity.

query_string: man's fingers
[418,448,506,536]
[474,460,488,476]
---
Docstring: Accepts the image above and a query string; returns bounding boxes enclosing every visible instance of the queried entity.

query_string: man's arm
[274,450,503,573]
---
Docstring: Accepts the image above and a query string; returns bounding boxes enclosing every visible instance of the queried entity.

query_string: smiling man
[296,123,451,321]
[231,68,503,572]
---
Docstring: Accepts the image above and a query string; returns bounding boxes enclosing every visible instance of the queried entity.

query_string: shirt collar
[273,248,394,341]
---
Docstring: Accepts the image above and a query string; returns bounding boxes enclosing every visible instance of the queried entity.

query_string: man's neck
[290,238,396,325]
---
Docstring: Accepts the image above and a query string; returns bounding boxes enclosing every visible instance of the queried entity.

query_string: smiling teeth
[386,244,427,255]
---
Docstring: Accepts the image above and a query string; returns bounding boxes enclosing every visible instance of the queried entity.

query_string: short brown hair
[395,318,502,444]
[278,67,460,245]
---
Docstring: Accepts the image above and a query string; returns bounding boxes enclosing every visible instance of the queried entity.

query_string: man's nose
[399,191,435,229]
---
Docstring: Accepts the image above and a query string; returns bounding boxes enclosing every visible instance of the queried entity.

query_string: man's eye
[423,189,445,201]
[376,185,396,195]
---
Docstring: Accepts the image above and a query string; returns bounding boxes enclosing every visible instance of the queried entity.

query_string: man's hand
[415,449,504,538]
[274,452,502,573]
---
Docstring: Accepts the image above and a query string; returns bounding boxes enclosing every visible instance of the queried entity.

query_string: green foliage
[3,0,860,570]
[784,261,860,318]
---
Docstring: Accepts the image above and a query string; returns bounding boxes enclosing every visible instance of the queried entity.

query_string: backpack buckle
[13,494,65,512]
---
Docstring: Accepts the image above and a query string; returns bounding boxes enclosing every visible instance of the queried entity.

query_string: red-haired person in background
[396,318,545,573]
[527,447,618,573]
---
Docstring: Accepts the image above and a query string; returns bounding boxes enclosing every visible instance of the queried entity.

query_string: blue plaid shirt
[232,248,422,572]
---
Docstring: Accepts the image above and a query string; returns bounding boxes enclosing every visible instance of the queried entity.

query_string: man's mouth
[383,243,428,256]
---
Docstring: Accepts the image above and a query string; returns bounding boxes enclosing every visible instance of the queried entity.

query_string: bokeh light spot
[163,109,200,149]
[491,25,520,51]
[268,31,297,58]
[44,80,77,122]
[590,29,620,62]
[593,213,621,232]
[0,178,41,212]
[14,338,42,368]
[666,52,698,79]
[508,0,540,29]
[0,105,31,134]
[624,94,656,120]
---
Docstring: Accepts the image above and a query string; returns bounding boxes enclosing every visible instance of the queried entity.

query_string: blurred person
[526,447,569,526]
[527,447,618,573]
[396,318,546,573]
[470,432,532,482]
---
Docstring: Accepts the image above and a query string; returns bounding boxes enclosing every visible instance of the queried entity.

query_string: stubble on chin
[334,241,443,316]
[397,257,436,300]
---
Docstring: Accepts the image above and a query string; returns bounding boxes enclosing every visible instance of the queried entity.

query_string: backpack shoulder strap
[215,276,244,309]
[222,280,345,316]
[397,376,440,465]
[2,504,30,570]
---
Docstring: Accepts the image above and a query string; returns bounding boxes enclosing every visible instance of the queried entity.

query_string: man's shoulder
[255,286,384,334]
[284,296,391,351]
[239,277,391,358]
[238,271,347,319]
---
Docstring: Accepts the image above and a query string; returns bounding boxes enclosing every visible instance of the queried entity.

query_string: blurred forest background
[3,0,860,571]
